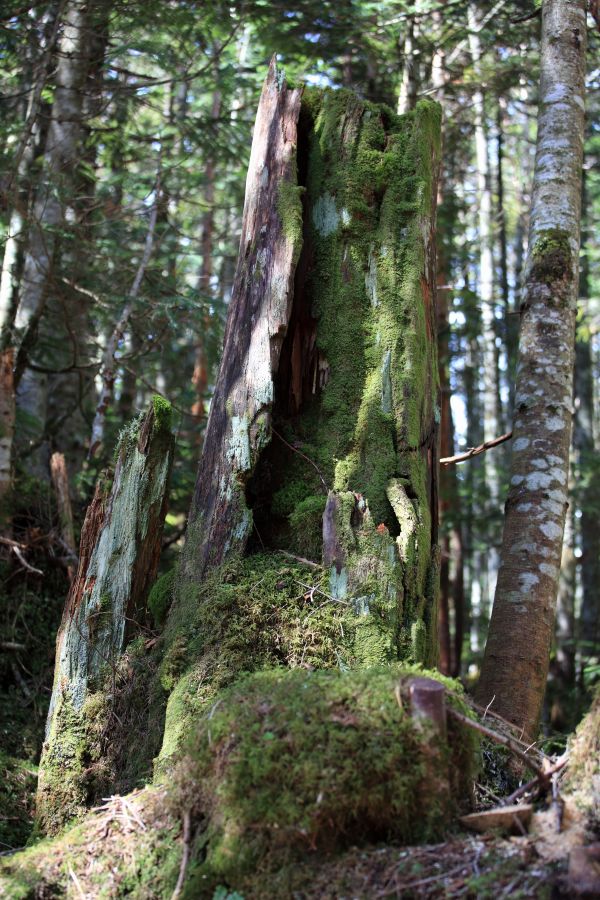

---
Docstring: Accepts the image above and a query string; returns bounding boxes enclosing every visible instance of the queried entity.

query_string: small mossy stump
[37,399,174,834]
[178,59,441,670]
[171,667,477,894]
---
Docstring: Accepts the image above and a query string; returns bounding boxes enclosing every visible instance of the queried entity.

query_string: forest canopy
[0,1,599,897]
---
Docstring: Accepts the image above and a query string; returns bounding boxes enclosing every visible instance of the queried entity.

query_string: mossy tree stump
[179,58,441,669]
[37,398,174,833]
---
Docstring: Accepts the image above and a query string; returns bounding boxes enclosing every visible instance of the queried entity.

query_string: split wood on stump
[37,400,174,833]
[177,58,442,671]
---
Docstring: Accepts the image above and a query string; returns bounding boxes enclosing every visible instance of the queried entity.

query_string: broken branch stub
[409,676,447,738]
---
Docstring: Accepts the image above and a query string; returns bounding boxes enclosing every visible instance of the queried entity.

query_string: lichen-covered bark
[476,0,587,739]
[37,399,174,832]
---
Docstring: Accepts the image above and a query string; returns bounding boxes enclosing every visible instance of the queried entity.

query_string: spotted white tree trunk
[476,0,587,739]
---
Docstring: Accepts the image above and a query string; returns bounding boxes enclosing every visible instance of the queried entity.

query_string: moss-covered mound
[171,666,478,893]
[159,552,408,761]
[0,668,478,898]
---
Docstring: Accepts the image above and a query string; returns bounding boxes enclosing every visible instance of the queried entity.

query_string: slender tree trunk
[476,0,587,740]
[89,170,161,456]
[575,174,600,677]
[397,4,419,115]
[177,60,441,668]
[3,1,107,486]
[191,84,222,438]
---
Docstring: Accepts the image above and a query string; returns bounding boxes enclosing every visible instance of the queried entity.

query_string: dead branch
[447,708,544,777]
[171,810,192,900]
[440,431,512,467]
[0,641,25,652]
[502,752,569,806]
[277,549,322,570]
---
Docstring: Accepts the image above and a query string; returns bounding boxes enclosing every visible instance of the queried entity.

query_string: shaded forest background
[1,0,599,840]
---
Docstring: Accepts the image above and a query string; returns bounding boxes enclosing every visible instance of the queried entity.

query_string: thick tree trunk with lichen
[37,399,173,833]
[476,0,586,740]
[178,59,441,674]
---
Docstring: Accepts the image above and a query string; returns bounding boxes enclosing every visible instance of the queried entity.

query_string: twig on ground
[171,810,192,900]
[277,549,322,570]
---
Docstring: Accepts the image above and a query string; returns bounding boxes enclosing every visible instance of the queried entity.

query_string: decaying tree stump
[37,398,173,832]
[179,57,441,666]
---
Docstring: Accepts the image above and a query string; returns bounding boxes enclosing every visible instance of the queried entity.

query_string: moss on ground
[158,552,392,762]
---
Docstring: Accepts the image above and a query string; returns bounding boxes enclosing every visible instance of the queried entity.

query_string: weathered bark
[179,59,441,667]
[38,399,174,832]
[180,59,303,574]
[476,0,587,739]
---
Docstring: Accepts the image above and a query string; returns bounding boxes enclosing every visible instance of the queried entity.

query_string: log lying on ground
[37,397,174,833]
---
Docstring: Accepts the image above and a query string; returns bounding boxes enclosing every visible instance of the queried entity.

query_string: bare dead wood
[50,452,76,580]
[502,752,569,806]
[276,549,322,570]
[409,677,447,737]
[0,641,26,651]
[440,431,512,466]
[182,58,303,576]
[460,804,533,835]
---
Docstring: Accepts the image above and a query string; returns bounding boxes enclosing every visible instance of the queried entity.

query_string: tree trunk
[37,399,174,833]
[575,171,600,679]
[476,0,587,740]
[177,59,441,671]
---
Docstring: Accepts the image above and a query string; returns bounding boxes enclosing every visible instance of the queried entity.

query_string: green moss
[148,569,175,629]
[159,552,378,762]
[288,495,325,559]
[530,228,572,286]
[173,666,478,892]
[35,695,89,835]
[277,176,305,256]
[115,412,144,459]
[152,394,173,434]
[246,88,440,662]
